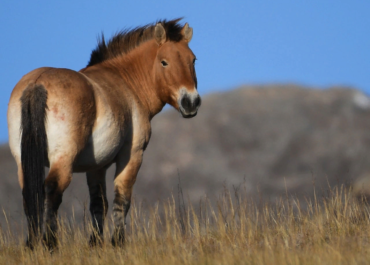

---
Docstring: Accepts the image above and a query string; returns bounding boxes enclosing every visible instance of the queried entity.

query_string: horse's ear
[181,23,193,42]
[154,23,166,45]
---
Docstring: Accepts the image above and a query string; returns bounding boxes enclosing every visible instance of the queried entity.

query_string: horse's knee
[113,195,131,216]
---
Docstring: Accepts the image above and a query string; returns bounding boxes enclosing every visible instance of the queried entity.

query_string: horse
[7,18,201,249]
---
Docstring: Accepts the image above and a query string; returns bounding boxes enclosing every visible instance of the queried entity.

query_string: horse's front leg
[86,168,108,246]
[111,149,143,247]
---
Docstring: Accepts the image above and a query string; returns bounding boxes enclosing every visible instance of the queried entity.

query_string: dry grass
[1,186,370,265]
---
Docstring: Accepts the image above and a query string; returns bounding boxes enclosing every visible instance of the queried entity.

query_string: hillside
[2,85,370,230]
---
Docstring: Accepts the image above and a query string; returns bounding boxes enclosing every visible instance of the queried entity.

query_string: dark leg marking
[87,170,108,247]
[111,194,131,247]
[42,168,72,251]
[43,179,63,250]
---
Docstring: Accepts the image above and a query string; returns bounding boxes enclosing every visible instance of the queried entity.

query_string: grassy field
[1,186,370,265]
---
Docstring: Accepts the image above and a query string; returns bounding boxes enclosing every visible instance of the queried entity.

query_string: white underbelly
[73,117,122,172]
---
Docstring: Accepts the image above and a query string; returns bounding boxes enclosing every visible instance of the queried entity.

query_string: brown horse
[7,19,200,249]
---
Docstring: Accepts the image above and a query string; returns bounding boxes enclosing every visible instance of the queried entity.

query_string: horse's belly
[73,122,122,172]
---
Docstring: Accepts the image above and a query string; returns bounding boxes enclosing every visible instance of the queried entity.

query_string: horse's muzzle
[179,94,201,118]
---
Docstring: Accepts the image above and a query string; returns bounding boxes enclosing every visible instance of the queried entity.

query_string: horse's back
[8,67,97,168]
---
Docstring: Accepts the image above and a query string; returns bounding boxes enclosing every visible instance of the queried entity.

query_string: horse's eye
[161,60,168,67]
[193,58,197,65]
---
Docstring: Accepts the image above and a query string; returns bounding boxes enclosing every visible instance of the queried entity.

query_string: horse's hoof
[43,233,58,252]
[25,237,35,251]
[111,230,125,247]
[89,234,103,247]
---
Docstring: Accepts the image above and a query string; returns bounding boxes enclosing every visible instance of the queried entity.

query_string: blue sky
[0,1,369,143]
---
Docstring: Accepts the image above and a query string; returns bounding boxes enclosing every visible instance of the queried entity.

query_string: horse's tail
[20,84,48,238]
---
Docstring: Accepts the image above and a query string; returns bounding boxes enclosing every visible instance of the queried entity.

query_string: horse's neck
[108,42,164,120]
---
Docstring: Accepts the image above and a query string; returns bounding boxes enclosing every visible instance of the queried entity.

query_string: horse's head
[154,22,201,118]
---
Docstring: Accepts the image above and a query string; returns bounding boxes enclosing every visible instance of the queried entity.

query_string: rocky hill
[2,85,370,231]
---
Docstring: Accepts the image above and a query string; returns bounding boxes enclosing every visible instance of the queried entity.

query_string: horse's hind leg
[86,168,108,246]
[43,160,73,250]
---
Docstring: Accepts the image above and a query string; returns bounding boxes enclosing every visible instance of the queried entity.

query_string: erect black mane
[87,18,184,67]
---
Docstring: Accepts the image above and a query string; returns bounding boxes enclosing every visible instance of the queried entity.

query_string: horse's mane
[87,18,184,67]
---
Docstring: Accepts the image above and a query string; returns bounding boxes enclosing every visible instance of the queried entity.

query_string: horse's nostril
[194,95,201,108]
[181,96,191,111]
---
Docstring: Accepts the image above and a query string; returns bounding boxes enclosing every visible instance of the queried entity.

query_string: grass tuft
[1,186,370,264]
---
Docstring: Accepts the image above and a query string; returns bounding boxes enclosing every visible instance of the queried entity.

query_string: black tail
[20,84,48,239]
